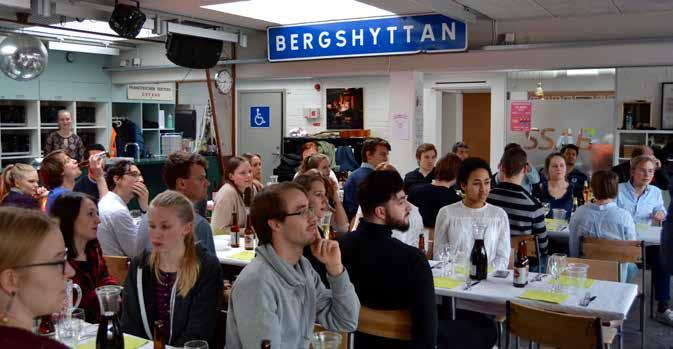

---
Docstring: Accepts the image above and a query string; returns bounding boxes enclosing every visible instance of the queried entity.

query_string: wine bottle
[513,240,529,288]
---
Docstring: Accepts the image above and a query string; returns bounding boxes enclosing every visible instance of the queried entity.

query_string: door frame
[235,88,286,159]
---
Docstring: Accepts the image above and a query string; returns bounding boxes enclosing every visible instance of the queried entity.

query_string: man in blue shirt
[343,138,390,220]
[616,155,672,326]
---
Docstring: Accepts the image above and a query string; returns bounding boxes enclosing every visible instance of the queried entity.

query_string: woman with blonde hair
[0,207,74,348]
[121,190,222,347]
[0,163,45,209]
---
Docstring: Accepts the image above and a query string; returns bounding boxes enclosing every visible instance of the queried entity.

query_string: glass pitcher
[66,280,82,312]
[469,221,489,280]
[95,285,124,349]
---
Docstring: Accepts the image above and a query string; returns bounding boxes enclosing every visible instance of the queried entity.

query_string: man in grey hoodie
[225,182,360,349]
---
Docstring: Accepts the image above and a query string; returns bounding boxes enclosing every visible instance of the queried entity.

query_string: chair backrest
[103,255,130,284]
[580,237,644,264]
[566,257,619,282]
[506,301,603,349]
[510,235,539,259]
[357,306,412,341]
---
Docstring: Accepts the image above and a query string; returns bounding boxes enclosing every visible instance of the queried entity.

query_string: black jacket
[120,245,223,347]
[338,220,437,349]
[403,168,435,194]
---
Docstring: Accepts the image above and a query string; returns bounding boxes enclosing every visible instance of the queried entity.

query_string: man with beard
[338,170,437,348]
[225,182,359,348]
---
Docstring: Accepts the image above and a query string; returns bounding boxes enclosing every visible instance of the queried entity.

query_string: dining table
[58,321,180,349]
[430,260,638,322]
[545,218,661,245]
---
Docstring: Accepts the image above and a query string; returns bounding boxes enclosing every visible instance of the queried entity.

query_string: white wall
[236,76,390,138]
[508,75,615,93]
[616,66,673,129]
[441,93,462,156]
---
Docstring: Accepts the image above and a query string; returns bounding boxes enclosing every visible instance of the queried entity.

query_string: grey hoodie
[225,244,360,349]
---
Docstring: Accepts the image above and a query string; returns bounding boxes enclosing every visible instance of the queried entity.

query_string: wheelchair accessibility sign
[250,106,270,128]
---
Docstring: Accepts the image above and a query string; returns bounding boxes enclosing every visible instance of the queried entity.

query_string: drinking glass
[564,263,589,295]
[547,253,567,293]
[53,308,85,348]
[320,212,332,238]
[542,202,551,218]
[185,339,209,349]
[552,209,567,222]
[311,331,342,349]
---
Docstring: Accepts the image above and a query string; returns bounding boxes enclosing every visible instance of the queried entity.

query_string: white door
[237,91,284,183]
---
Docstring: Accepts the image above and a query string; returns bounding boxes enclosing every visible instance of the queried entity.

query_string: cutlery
[531,274,548,283]
[431,261,447,269]
[580,292,597,307]
[464,280,480,291]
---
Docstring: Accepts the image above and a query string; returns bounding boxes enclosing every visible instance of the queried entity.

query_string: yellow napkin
[77,334,148,349]
[454,265,494,275]
[550,276,595,288]
[518,290,569,304]
[545,218,567,231]
[433,277,463,289]
[229,251,255,261]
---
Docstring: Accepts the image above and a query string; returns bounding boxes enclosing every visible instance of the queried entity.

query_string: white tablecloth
[63,322,179,349]
[432,268,638,321]
[546,221,661,245]
[215,235,252,267]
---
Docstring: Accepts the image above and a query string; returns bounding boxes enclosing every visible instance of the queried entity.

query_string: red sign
[510,101,532,132]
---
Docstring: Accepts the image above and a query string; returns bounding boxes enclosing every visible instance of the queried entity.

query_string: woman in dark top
[121,191,222,347]
[534,153,577,220]
[403,143,437,193]
[0,207,74,349]
[43,110,85,161]
[0,163,45,210]
[294,170,334,286]
[408,153,463,228]
[50,192,118,323]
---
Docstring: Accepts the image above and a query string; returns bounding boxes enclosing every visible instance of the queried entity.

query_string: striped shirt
[487,181,549,255]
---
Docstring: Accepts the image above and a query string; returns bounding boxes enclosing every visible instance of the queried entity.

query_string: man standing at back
[135,151,216,256]
[226,182,359,349]
[343,137,390,220]
[487,147,548,268]
[339,170,437,348]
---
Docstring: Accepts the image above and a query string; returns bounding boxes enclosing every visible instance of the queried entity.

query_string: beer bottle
[260,340,271,349]
[153,320,166,349]
[418,233,425,253]
[513,240,529,288]
[572,197,578,212]
[244,214,255,250]
[583,182,590,204]
[230,211,240,248]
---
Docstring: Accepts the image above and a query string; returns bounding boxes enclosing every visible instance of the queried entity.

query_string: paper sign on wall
[391,113,410,140]
[127,83,174,101]
[510,101,532,132]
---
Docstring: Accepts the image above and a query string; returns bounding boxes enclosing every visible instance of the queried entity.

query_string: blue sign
[267,13,467,62]
[250,106,270,128]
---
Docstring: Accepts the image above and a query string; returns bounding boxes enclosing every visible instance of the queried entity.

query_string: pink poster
[510,101,532,132]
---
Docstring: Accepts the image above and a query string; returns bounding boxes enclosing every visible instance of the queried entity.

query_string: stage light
[108,0,147,39]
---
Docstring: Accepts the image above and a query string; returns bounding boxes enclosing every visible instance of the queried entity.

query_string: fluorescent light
[48,41,120,55]
[202,0,394,25]
[566,69,599,77]
[22,20,158,42]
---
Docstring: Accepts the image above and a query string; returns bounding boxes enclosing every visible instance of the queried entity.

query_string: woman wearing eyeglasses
[0,207,74,349]
[121,191,222,347]
[50,192,118,323]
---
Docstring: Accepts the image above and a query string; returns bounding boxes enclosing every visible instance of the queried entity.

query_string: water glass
[564,263,589,295]
[311,331,342,349]
[542,202,551,217]
[53,308,85,348]
[552,209,567,221]
[185,339,209,349]
[320,212,332,237]
[547,253,567,293]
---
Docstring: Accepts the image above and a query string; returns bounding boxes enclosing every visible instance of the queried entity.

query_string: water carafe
[95,285,124,349]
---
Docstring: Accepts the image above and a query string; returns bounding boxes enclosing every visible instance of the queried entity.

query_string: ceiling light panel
[202,0,394,25]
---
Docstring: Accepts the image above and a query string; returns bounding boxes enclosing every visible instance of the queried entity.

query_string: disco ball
[0,34,48,81]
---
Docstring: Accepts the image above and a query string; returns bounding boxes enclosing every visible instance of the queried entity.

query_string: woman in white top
[434,157,511,271]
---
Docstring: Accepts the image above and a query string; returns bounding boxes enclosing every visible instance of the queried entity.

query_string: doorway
[237,91,284,183]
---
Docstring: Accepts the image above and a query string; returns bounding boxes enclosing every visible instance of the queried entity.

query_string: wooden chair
[506,301,613,349]
[356,306,412,341]
[580,237,646,349]
[103,255,130,284]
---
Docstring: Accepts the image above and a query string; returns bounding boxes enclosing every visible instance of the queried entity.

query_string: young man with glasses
[97,160,149,257]
[339,170,438,349]
[226,182,359,349]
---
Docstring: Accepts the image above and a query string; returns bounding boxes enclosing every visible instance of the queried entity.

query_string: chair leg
[650,277,654,319]
[515,336,520,349]
[505,331,510,349]
[640,293,646,349]
[618,323,623,349]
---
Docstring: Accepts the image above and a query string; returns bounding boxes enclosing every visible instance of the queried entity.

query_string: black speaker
[109,0,146,39]
[166,33,223,69]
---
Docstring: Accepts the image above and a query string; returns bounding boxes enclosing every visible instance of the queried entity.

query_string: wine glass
[547,253,567,293]
[542,202,551,218]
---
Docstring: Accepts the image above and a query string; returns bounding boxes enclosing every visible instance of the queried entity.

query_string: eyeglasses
[14,249,68,275]
[283,206,317,219]
[124,171,142,178]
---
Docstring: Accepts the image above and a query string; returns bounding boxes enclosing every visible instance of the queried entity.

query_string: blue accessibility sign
[250,106,270,128]
[267,13,467,62]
